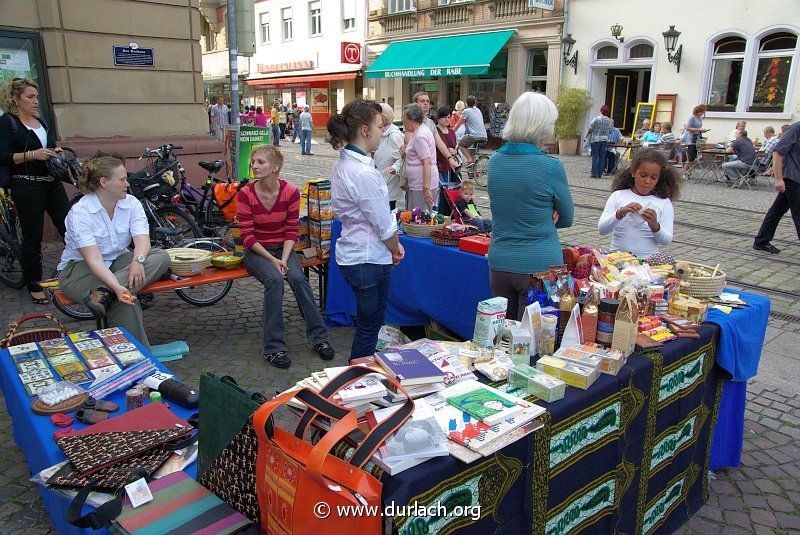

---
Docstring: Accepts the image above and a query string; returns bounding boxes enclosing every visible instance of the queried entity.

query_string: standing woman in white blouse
[327,99,405,360]
[0,78,70,304]
[598,149,680,258]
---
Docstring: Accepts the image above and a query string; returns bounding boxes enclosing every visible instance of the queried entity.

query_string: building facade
[1,0,208,140]
[365,0,565,130]
[563,0,800,140]
[234,0,368,130]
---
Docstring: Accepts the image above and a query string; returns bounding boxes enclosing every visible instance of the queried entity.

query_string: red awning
[244,72,359,87]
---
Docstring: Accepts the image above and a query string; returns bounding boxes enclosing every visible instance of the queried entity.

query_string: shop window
[706,35,746,110]
[629,44,653,59]
[749,32,797,112]
[596,46,618,61]
[0,29,53,133]
[525,47,547,94]
[282,7,293,40]
[468,79,508,125]
[309,1,322,37]
[342,0,356,30]
[259,12,270,44]
[388,0,414,14]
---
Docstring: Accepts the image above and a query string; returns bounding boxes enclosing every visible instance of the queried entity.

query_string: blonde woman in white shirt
[598,149,680,258]
[327,99,404,359]
[57,154,170,348]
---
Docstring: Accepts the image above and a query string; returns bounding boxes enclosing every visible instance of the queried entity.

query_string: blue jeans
[339,263,392,360]
[271,124,280,146]
[299,129,312,154]
[468,217,492,233]
[244,248,328,354]
[591,141,608,177]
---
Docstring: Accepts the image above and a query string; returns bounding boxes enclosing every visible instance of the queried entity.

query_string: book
[425,392,545,454]
[367,400,449,462]
[375,348,444,386]
[334,373,387,404]
[446,419,544,463]
[428,350,476,386]
[443,380,529,425]
[370,450,434,475]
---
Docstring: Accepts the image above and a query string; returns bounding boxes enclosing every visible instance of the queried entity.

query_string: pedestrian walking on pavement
[299,105,314,155]
[237,145,334,368]
[753,122,800,254]
[210,96,229,141]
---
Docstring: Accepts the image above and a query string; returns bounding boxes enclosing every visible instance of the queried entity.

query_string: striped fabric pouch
[112,471,252,535]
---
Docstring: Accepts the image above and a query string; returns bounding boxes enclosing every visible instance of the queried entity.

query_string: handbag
[197,373,267,523]
[398,158,408,191]
[254,367,414,534]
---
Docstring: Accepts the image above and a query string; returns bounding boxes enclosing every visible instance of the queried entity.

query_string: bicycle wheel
[47,270,94,321]
[173,239,233,306]
[202,196,233,239]
[0,228,25,289]
[472,156,489,188]
[151,206,203,248]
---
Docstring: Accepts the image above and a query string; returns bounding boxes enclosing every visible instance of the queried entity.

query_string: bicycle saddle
[199,161,223,173]
[153,227,185,237]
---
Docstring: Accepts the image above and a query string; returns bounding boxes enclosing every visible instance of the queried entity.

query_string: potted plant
[555,86,592,155]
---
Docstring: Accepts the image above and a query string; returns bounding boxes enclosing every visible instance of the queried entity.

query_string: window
[750,32,797,111]
[596,46,618,60]
[629,44,653,59]
[707,36,746,109]
[525,48,547,93]
[282,7,293,40]
[342,0,356,30]
[309,1,322,36]
[259,12,270,44]
[202,17,217,51]
[388,0,414,14]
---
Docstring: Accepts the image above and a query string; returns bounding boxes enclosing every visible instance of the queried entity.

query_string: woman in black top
[0,77,70,303]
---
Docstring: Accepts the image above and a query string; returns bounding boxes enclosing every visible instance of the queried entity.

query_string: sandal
[74,408,109,425]
[81,397,119,413]
[29,291,50,305]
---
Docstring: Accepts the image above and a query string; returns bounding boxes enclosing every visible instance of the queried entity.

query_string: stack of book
[375,348,446,399]
[293,366,389,416]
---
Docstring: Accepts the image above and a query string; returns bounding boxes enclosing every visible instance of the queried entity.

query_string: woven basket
[211,252,244,269]
[403,217,451,238]
[1,313,71,349]
[677,262,726,298]
[432,235,460,246]
[167,248,213,277]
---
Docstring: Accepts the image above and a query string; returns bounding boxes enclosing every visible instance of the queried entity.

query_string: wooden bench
[48,255,329,310]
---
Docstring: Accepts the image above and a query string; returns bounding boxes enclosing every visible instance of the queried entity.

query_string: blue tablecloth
[705,290,770,470]
[0,328,196,535]
[325,219,492,339]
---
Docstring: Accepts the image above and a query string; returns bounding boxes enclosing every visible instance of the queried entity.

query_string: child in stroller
[445,180,492,233]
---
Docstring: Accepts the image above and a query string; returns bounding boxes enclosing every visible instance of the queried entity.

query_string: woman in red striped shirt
[237,145,334,368]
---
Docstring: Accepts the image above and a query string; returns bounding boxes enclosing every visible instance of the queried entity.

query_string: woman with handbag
[402,103,439,211]
[328,99,405,359]
[0,77,71,304]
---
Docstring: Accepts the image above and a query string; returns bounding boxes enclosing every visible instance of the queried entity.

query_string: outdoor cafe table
[0,328,197,535]
[325,220,770,472]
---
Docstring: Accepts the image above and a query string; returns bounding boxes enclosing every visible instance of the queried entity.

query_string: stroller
[443,187,467,225]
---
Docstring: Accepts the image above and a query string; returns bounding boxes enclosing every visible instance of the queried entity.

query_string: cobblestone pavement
[0,139,798,533]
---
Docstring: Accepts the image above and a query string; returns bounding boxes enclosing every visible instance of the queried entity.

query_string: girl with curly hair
[598,148,680,257]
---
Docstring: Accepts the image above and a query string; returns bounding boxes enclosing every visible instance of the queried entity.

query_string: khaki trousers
[58,249,171,349]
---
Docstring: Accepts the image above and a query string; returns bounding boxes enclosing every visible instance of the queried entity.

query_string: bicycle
[0,188,25,289]
[47,232,234,321]
[458,140,490,188]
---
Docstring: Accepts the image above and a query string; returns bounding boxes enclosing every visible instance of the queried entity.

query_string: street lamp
[610,23,624,43]
[662,25,683,73]
[562,33,578,75]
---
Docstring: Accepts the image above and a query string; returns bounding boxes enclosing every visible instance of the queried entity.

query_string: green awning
[365,30,515,79]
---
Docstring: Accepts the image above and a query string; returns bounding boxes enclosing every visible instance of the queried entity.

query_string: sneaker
[313,342,335,361]
[753,243,781,254]
[264,350,291,368]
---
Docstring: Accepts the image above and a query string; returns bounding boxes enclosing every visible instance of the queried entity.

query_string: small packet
[36,381,85,407]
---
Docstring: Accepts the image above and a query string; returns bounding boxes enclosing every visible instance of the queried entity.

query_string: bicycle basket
[1,313,71,349]
[128,159,179,202]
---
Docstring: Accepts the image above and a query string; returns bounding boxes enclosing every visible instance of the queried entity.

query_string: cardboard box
[509,364,565,402]
[509,327,532,366]
[535,355,598,390]
[459,235,490,256]
[307,179,331,200]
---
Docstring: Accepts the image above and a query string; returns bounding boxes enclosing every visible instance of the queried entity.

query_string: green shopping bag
[197,373,266,478]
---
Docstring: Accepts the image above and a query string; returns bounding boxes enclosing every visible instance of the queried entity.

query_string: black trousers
[754,179,800,246]
[9,177,70,291]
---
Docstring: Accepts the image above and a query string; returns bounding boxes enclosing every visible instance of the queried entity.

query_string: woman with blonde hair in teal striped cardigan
[487,91,574,321]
